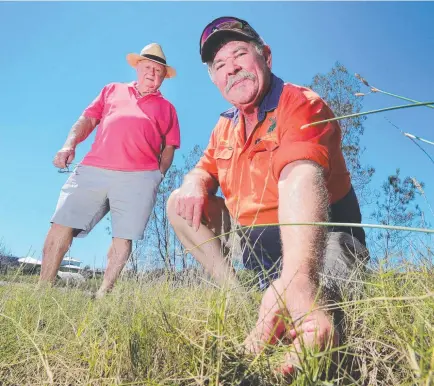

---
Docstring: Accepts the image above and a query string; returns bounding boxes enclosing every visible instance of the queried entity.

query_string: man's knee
[44,223,74,247]
[112,237,132,247]
[167,189,180,224]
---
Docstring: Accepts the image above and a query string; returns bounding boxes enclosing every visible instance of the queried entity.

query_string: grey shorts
[237,225,370,297]
[51,165,162,240]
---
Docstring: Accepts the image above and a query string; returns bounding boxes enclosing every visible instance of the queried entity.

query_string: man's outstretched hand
[53,147,75,169]
[244,278,339,375]
[175,180,209,232]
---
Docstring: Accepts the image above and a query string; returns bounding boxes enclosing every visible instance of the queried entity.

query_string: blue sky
[1,2,433,267]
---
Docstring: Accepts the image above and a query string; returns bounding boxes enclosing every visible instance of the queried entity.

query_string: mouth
[227,77,249,92]
[233,78,247,87]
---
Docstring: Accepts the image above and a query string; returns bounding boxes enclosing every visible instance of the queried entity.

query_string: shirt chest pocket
[215,145,234,195]
[248,139,280,202]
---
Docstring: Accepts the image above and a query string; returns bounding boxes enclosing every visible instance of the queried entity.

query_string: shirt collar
[220,73,284,125]
[128,81,162,97]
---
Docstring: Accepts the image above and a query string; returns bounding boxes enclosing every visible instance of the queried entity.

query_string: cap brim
[200,30,255,63]
[126,53,176,78]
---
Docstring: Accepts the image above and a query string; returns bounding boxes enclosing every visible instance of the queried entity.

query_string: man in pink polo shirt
[40,43,180,297]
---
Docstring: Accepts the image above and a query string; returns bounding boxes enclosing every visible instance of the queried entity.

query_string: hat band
[140,54,167,65]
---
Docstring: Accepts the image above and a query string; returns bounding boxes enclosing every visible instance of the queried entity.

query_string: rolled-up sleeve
[272,93,340,181]
[82,84,111,120]
[165,105,181,149]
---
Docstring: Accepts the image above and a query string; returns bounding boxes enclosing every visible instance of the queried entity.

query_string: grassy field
[0,260,433,386]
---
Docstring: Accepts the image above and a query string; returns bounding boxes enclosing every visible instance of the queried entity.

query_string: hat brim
[126,53,176,78]
[200,30,256,63]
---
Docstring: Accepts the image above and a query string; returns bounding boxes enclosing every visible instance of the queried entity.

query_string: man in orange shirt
[168,17,368,373]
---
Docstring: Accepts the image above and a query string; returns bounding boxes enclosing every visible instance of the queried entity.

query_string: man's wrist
[186,169,214,192]
[280,271,316,294]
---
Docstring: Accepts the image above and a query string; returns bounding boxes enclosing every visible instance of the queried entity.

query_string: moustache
[225,71,256,93]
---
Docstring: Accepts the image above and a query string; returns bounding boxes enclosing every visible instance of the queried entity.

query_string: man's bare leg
[167,191,238,288]
[40,223,74,283]
[95,238,132,298]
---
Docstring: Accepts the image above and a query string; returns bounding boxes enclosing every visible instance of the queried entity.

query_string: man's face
[136,59,166,91]
[210,40,271,108]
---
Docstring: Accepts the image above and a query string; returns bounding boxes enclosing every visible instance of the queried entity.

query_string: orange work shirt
[196,74,357,232]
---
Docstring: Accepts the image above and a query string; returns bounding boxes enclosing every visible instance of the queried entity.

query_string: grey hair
[206,39,266,80]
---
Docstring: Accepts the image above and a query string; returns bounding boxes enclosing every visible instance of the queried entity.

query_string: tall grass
[0,258,433,385]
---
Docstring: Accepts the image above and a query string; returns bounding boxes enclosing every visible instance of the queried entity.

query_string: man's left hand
[244,278,339,375]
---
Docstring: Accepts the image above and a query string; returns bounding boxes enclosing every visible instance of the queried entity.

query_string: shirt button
[228,146,233,150]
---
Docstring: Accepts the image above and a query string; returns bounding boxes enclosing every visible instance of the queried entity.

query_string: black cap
[199,16,264,63]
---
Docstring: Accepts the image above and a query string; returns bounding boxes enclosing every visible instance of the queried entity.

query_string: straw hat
[126,43,176,78]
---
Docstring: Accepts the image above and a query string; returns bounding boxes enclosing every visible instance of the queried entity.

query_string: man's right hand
[53,148,75,169]
[175,181,208,232]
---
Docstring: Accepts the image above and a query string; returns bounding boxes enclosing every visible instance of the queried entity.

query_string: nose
[225,58,241,76]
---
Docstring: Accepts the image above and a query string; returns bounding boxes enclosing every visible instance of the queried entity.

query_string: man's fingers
[244,280,300,354]
[66,152,75,165]
[275,334,306,375]
[277,350,299,375]
[178,199,186,219]
[53,150,72,169]
[184,199,195,227]
[59,154,68,168]
[55,155,67,169]
[276,315,339,375]
[244,313,286,354]
[192,201,203,231]
[244,323,271,354]
[203,203,211,223]
[175,194,206,229]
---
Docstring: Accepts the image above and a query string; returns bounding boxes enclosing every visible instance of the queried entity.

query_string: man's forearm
[278,160,329,296]
[183,168,219,196]
[159,146,176,175]
[63,116,99,149]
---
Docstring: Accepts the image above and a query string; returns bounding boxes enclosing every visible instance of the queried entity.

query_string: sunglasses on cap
[199,16,262,62]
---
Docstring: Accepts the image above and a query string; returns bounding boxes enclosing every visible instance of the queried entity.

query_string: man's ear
[263,45,272,70]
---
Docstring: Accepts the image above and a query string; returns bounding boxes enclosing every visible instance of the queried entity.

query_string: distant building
[12,255,83,276]
[59,256,82,272]
[18,256,42,265]
[17,256,42,274]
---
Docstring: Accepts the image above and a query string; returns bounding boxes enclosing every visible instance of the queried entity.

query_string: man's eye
[215,64,224,71]
[236,52,246,58]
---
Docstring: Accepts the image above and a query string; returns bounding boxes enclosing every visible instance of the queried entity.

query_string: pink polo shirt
[80,82,180,171]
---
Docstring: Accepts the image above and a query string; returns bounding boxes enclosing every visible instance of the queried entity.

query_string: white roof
[18,256,42,265]
[61,264,82,270]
